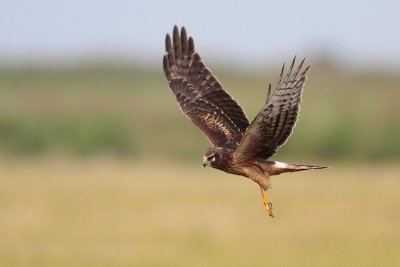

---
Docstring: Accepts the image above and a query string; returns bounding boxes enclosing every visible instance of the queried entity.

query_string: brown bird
[163,26,327,217]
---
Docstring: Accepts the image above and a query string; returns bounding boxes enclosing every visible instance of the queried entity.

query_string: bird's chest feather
[236,163,271,190]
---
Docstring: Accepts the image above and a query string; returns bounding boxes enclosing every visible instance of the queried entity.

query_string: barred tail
[273,161,328,174]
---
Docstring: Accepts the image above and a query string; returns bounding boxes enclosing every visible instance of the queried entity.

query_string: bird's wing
[163,26,250,147]
[234,57,309,161]
[173,80,243,147]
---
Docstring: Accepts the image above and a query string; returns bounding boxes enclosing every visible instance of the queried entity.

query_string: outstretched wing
[163,26,250,148]
[234,57,309,161]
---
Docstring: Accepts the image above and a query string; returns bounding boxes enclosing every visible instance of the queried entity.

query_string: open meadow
[0,158,399,266]
[0,64,399,266]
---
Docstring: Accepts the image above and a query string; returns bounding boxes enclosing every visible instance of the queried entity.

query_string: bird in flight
[163,26,327,217]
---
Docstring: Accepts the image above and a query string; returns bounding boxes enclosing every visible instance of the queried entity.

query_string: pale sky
[1,0,399,69]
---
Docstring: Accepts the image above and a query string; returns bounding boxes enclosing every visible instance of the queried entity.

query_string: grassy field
[0,62,399,266]
[1,158,399,267]
[0,64,399,161]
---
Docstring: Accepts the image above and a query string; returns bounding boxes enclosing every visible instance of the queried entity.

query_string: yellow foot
[260,186,274,218]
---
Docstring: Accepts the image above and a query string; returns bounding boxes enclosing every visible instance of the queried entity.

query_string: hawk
[163,26,326,217]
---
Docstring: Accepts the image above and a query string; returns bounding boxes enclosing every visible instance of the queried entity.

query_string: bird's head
[203,147,222,168]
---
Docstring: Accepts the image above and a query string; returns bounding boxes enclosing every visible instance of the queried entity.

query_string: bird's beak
[203,159,210,168]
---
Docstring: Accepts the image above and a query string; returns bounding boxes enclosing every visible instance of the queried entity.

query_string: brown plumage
[163,26,327,217]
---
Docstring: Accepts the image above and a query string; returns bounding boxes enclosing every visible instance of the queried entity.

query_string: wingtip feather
[277,62,285,86]
[266,83,272,103]
[163,55,171,80]
[165,33,172,53]
[181,26,187,36]
[188,37,195,52]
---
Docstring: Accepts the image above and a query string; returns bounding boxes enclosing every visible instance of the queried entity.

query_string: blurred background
[1,0,399,266]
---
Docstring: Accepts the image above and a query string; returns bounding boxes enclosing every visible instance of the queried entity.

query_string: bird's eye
[210,156,216,162]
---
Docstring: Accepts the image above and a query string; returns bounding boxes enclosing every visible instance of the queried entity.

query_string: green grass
[0,159,399,266]
[0,115,136,156]
[0,64,399,161]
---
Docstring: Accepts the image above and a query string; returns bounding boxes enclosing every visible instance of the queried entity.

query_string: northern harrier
[163,26,326,217]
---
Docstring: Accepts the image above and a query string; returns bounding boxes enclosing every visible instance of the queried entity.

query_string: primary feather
[163,26,249,148]
[234,57,309,161]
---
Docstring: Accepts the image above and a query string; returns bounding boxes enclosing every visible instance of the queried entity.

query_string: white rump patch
[274,161,288,169]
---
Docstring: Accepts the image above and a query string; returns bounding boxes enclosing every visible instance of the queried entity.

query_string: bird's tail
[272,161,328,175]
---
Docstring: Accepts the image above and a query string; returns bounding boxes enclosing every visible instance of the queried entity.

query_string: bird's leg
[260,186,274,217]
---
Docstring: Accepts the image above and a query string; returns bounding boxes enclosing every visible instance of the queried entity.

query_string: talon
[260,186,274,218]
[267,203,274,217]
